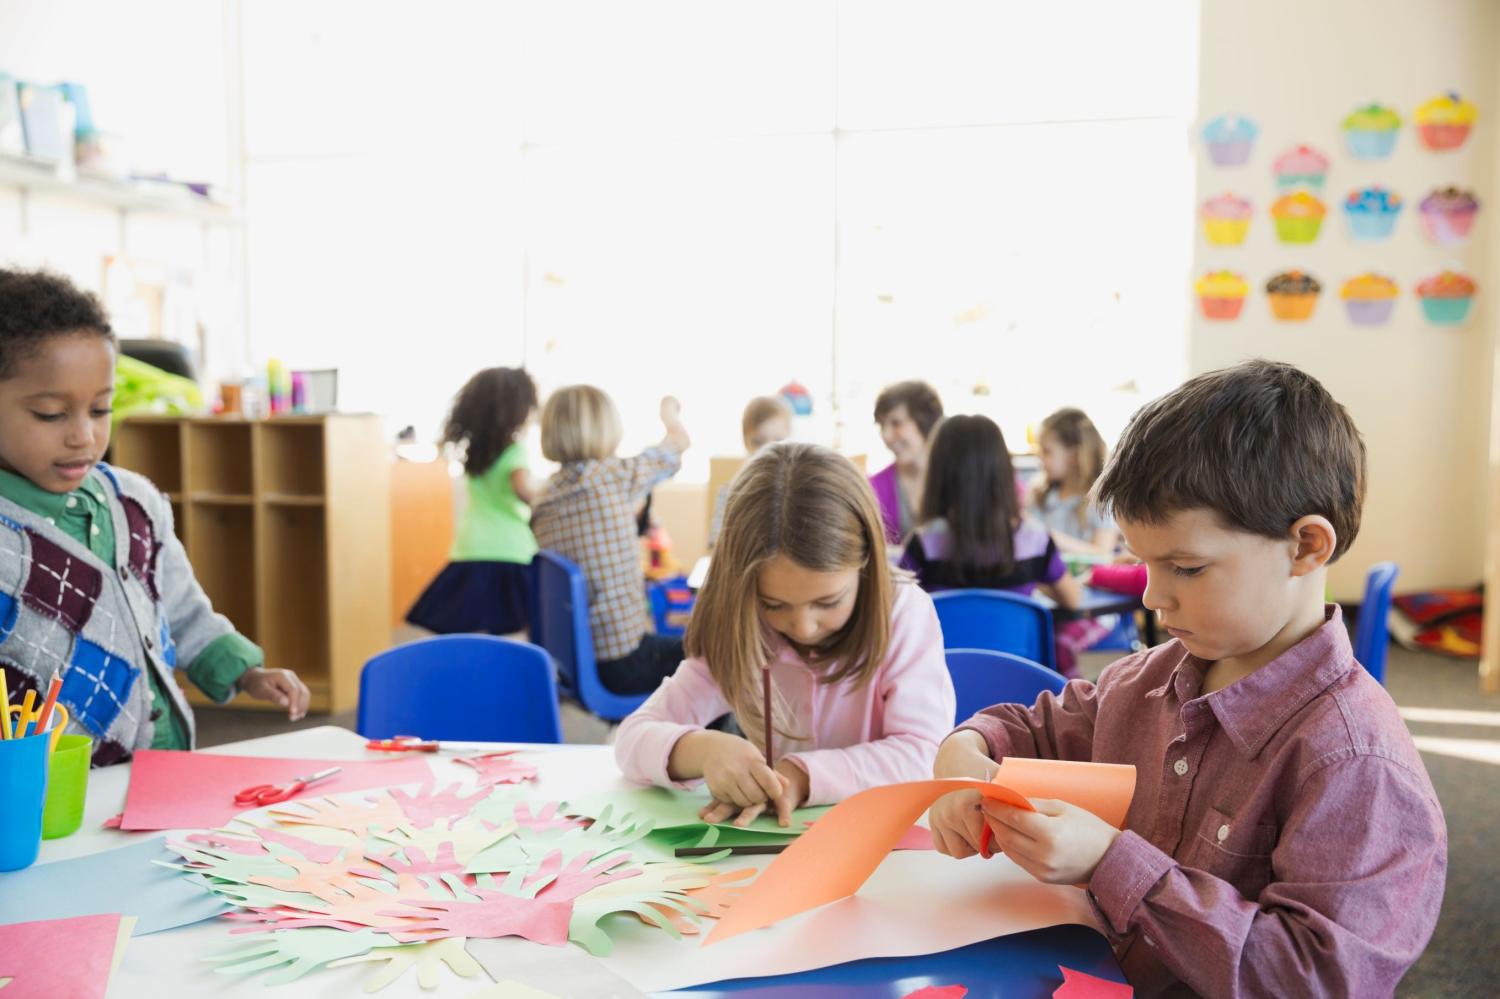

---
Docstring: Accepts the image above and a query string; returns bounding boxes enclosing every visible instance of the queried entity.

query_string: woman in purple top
[901,414,1083,610]
[869,380,943,545]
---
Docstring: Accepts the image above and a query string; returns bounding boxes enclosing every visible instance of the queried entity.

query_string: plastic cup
[42,733,91,839]
[0,729,51,870]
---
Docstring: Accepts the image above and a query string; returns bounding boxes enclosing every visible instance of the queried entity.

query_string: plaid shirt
[531,446,682,661]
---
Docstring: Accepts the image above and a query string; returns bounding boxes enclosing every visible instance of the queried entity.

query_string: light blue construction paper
[0,836,230,935]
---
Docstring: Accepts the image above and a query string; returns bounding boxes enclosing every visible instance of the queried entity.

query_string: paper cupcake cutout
[1195,271,1249,320]
[1415,270,1477,325]
[1200,193,1253,246]
[1266,270,1321,321]
[1343,104,1401,160]
[1202,114,1259,166]
[1342,187,1403,242]
[779,380,813,415]
[1414,92,1477,151]
[1271,192,1326,244]
[1340,273,1398,326]
[1418,187,1479,245]
[1273,145,1330,191]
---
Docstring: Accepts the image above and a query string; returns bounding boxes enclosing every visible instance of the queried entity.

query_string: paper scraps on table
[121,750,433,830]
[0,837,229,934]
[705,760,1136,945]
[456,751,539,786]
[1055,965,1134,998]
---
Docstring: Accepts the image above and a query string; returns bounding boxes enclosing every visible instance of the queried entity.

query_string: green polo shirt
[0,468,262,749]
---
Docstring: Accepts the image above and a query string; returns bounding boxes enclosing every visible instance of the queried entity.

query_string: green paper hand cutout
[204,927,386,984]
[328,937,485,992]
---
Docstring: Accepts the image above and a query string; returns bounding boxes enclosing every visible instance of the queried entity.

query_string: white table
[39,726,1097,996]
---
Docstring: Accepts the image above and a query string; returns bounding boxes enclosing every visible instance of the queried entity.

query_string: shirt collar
[1173,604,1354,757]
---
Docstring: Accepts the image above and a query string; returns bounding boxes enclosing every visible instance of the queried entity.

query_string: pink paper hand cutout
[256,827,346,864]
[227,874,434,934]
[456,751,539,786]
[1055,967,1134,998]
[528,849,641,902]
[512,801,589,833]
[380,884,573,946]
[350,842,467,881]
[186,832,266,856]
[269,792,405,837]
[246,847,372,905]
[388,783,492,828]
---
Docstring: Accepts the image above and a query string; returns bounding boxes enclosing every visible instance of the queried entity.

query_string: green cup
[42,734,91,840]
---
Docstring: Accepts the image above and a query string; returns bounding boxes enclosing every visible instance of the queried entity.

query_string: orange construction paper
[704,760,1136,946]
[1055,965,1134,998]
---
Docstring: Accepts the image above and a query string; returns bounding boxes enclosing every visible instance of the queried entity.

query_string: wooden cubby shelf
[111,414,391,714]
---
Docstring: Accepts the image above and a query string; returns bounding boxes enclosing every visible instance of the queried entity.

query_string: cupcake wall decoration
[1266,271,1321,321]
[1418,187,1480,245]
[1342,187,1403,242]
[1195,271,1249,320]
[1202,114,1259,166]
[1415,270,1477,325]
[1200,193,1253,246]
[1271,192,1327,244]
[1340,273,1398,326]
[1343,104,1401,159]
[1414,92,1478,151]
[1273,145,1330,191]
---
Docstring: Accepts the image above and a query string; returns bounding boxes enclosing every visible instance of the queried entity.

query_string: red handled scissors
[234,766,342,806]
[365,735,440,753]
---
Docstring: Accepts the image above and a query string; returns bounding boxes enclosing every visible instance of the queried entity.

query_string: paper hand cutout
[640,867,757,934]
[204,927,386,984]
[226,873,434,933]
[379,874,573,946]
[351,842,466,880]
[185,831,266,856]
[270,793,406,838]
[327,937,484,993]
[372,817,516,867]
[512,801,589,833]
[389,783,492,828]
[246,846,372,904]
[567,860,716,956]
[456,751,539,786]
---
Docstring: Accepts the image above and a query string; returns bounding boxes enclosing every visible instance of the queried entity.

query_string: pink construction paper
[1055,967,1134,998]
[120,750,433,831]
[0,913,122,998]
[902,988,968,999]
[455,750,539,786]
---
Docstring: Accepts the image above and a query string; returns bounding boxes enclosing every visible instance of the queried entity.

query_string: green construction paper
[563,788,830,837]
[204,927,388,984]
[326,937,484,992]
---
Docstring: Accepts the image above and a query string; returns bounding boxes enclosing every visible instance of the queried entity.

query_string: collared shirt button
[1217,823,1230,842]
[90,524,101,536]
[44,517,55,525]
[1173,758,1189,777]
[66,496,77,508]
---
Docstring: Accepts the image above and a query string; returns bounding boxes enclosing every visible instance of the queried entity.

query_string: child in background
[1031,407,1123,671]
[707,395,793,549]
[531,388,689,695]
[407,367,539,636]
[616,443,954,825]
[0,269,308,766]
[869,381,943,544]
[928,361,1445,996]
[902,415,1083,612]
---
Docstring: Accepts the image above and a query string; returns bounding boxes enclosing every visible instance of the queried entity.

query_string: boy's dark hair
[873,380,943,438]
[0,268,115,379]
[919,414,1019,582]
[442,367,539,476]
[1094,359,1366,561]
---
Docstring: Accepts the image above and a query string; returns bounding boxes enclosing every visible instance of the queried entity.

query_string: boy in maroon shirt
[930,360,1445,997]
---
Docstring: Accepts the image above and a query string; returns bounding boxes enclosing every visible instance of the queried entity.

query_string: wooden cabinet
[112,415,391,713]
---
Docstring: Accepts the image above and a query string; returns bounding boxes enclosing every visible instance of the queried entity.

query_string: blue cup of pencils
[1,674,67,869]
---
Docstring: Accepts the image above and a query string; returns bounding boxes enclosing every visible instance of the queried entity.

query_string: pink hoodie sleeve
[612,656,730,789]
[784,584,957,805]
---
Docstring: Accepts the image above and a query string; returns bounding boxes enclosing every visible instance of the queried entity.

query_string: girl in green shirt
[407,367,539,635]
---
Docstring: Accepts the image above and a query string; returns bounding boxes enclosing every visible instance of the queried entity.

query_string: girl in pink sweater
[614,442,955,827]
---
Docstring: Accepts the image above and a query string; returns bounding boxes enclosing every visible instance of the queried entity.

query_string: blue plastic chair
[1353,562,1400,685]
[531,550,649,722]
[358,634,562,743]
[946,648,1067,724]
[931,589,1058,672]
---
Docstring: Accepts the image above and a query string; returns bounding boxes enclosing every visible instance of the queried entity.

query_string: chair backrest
[357,634,562,743]
[945,648,1067,724]
[1353,562,1400,685]
[931,589,1057,672]
[530,550,649,722]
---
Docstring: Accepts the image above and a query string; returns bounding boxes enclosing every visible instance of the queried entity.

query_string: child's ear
[1287,515,1337,576]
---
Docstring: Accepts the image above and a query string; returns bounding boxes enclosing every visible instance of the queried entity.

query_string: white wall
[1192,0,1499,600]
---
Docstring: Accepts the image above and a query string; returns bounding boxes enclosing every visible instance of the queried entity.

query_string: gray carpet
[195,638,1499,997]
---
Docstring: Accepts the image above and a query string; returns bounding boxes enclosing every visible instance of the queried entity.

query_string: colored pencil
[34,675,62,735]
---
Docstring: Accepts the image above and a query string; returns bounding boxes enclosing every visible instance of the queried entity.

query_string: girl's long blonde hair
[684,442,893,751]
[1034,407,1108,535]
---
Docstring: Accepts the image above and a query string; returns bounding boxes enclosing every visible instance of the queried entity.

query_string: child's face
[756,553,860,653]
[1118,508,1304,665]
[0,333,116,493]
[878,405,926,465]
[746,415,790,453]
[1038,431,1074,482]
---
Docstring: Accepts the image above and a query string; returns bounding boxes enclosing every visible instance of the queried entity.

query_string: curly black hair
[443,367,539,476]
[0,268,116,380]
